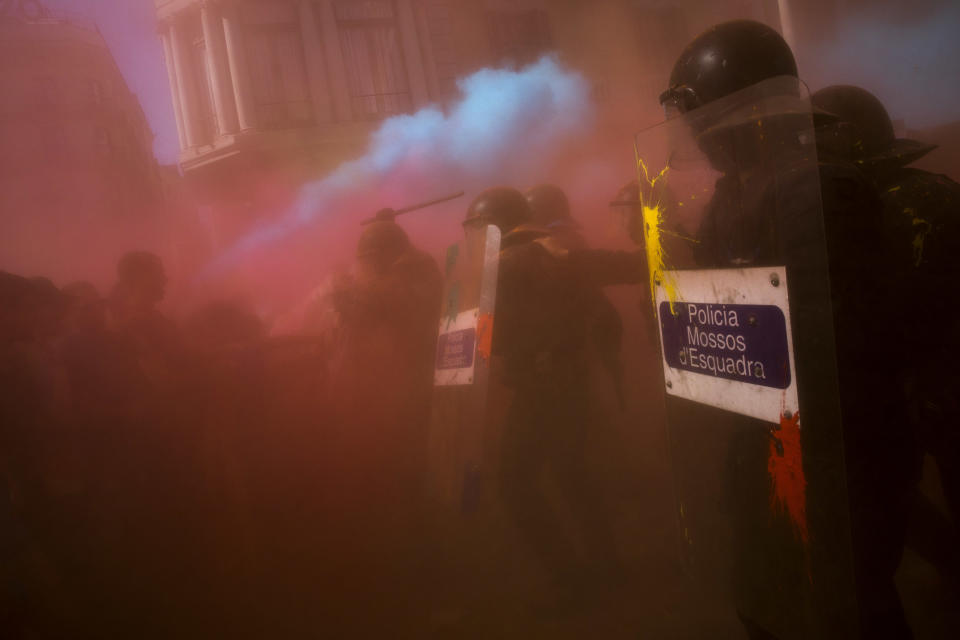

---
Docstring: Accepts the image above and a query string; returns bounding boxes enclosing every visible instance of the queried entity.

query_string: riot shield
[634,76,860,638]
[427,224,501,512]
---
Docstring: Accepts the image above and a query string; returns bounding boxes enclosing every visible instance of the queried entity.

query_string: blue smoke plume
[203,56,592,278]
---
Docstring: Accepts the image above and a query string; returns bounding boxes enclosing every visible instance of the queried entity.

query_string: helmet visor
[659,85,701,117]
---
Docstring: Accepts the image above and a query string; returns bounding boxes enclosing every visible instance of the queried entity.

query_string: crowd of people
[0,236,461,636]
[1,17,959,640]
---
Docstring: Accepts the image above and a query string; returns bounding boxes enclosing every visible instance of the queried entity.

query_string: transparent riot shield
[427,224,500,512]
[634,76,860,638]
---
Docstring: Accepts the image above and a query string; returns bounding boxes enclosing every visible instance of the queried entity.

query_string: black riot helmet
[659,20,797,115]
[524,184,576,228]
[464,187,532,234]
[356,220,410,263]
[811,85,937,169]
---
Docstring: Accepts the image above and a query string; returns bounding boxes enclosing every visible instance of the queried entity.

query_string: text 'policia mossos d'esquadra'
[659,302,791,389]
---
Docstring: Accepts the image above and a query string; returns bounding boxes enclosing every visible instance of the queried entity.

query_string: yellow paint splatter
[904,207,933,267]
[635,143,681,313]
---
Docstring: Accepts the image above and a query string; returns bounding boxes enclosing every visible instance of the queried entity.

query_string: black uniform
[525,184,629,408]
[661,21,915,639]
[813,84,960,587]
[322,222,442,628]
[463,187,645,600]
[879,169,960,511]
[494,229,643,594]
[695,143,912,638]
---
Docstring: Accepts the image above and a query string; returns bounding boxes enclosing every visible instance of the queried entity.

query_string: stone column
[777,0,795,50]
[221,2,257,130]
[316,0,353,122]
[201,1,239,135]
[396,0,429,109]
[169,15,201,147]
[160,26,188,150]
[298,0,334,124]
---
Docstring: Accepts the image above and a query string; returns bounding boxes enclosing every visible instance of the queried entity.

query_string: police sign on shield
[435,308,479,386]
[655,266,798,424]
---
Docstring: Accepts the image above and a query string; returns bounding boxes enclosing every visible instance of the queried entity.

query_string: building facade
[0,0,175,286]
[157,0,786,156]
[156,0,428,173]
[156,0,784,246]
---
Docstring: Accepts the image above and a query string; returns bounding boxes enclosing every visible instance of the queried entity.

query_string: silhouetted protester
[177,299,272,632]
[48,281,156,632]
[0,273,76,635]
[59,281,146,428]
[294,275,349,427]
[107,252,193,474]
[813,84,960,584]
[108,251,184,395]
[0,271,45,635]
[103,251,207,635]
[465,187,645,608]
[182,299,266,437]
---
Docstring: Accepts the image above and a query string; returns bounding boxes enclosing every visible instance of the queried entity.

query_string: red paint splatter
[476,312,494,362]
[768,411,809,546]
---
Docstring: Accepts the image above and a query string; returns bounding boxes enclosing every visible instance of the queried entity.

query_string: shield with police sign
[427,223,501,513]
[634,75,860,638]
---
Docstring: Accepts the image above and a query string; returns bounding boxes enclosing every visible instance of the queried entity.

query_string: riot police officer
[323,217,442,623]
[466,187,643,605]
[525,183,588,251]
[526,184,627,409]
[812,84,960,579]
[327,217,442,489]
[334,218,442,379]
[658,20,912,639]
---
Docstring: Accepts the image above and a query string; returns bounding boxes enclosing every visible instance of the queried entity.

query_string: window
[177,12,218,143]
[485,9,552,67]
[334,0,412,120]
[242,1,314,129]
[423,0,459,97]
[191,35,218,142]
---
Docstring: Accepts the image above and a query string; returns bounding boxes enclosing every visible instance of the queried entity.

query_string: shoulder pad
[533,235,570,258]
[501,224,552,249]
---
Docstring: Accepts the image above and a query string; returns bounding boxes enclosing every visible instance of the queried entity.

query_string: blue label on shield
[436,328,476,370]
[659,302,791,389]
